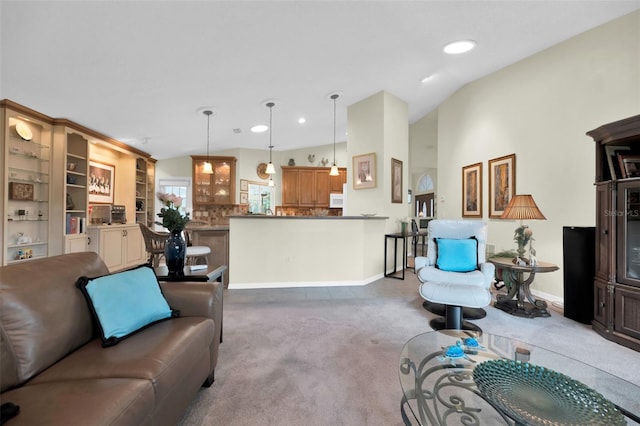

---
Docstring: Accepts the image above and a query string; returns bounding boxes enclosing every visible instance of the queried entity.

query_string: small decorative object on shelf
[288,158,295,166]
[308,154,315,164]
[156,192,190,276]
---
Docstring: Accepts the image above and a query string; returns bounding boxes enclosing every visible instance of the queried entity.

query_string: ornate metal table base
[488,258,558,318]
[400,341,511,426]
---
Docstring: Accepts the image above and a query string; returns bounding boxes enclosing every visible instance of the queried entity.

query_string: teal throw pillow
[435,237,478,272]
[77,265,178,347]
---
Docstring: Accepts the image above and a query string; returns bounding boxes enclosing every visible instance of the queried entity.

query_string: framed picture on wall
[462,162,482,218]
[488,154,516,218]
[391,158,403,203]
[353,153,376,189]
[88,160,115,204]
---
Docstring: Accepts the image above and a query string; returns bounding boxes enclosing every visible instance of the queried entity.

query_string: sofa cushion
[30,317,214,403]
[434,237,478,272]
[76,265,178,347]
[0,378,154,426]
[0,252,110,392]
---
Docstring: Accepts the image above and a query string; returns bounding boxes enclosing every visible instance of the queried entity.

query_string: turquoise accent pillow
[77,265,178,347]
[435,237,478,272]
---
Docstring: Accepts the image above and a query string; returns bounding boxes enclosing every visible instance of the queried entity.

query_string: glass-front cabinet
[1,104,52,265]
[588,114,640,351]
[617,181,640,286]
[191,156,237,209]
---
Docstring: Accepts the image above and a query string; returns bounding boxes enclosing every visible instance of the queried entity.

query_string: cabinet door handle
[87,237,91,245]
[602,229,608,235]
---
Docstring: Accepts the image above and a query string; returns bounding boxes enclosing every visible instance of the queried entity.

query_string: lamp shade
[500,194,546,220]
[330,165,339,176]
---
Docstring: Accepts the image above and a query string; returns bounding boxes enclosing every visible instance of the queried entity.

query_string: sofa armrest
[160,281,223,377]
[479,262,496,289]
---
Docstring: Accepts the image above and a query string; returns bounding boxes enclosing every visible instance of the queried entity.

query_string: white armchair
[415,220,495,332]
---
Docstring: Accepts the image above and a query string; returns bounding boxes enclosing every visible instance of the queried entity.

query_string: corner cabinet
[191,156,237,209]
[281,166,346,207]
[1,103,53,265]
[588,114,640,352]
[135,157,148,224]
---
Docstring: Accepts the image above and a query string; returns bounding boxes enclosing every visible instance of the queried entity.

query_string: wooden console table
[488,257,559,318]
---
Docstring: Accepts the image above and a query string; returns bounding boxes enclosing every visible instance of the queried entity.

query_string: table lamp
[500,194,546,264]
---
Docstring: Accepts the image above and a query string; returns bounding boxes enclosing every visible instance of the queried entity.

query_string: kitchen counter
[230,215,387,220]
[187,226,230,286]
[228,215,389,288]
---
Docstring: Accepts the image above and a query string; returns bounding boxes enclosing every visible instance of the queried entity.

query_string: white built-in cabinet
[1,104,52,265]
[1,99,155,266]
[52,123,90,254]
[87,224,146,272]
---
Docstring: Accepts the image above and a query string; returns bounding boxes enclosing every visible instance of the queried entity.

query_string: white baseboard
[228,273,384,289]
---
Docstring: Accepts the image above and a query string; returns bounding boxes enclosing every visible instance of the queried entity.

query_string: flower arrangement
[513,225,533,257]
[156,192,190,232]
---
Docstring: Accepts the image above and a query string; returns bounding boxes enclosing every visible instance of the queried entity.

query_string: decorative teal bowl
[473,359,625,426]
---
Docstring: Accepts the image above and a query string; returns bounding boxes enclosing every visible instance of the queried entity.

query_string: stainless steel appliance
[110,205,127,224]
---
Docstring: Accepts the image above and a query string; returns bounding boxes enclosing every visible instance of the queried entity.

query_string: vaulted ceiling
[2,1,638,159]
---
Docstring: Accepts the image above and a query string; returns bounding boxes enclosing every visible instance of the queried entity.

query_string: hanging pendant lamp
[265,102,276,175]
[202,110,214,174]
[329,93,340,176]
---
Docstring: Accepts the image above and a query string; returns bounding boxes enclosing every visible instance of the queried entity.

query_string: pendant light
[202,109,214,174]
[329,93,340,176]
[265,102,276,175]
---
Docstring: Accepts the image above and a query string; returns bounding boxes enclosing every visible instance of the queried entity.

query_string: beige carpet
[177,273,640,426]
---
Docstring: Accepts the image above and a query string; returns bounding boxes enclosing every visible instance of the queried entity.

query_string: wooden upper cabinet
[281,166,345,208]
[281,168,299,206]
[191,156,237,208]
[330,169,347,193]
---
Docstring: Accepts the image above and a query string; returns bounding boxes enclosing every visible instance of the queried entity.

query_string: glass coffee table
[399,330,639,425]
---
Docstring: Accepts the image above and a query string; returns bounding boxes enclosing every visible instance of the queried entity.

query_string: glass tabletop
[399,330,640,426]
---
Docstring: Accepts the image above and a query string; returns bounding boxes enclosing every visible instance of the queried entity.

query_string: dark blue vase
[165,230,186,276]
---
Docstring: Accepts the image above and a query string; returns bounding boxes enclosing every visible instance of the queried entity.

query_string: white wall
[435,11,640,299]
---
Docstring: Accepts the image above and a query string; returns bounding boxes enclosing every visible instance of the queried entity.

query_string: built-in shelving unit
[60,129,89,253]
[1,104,53,265]
[2,99,156,265]
[135,157,148,224]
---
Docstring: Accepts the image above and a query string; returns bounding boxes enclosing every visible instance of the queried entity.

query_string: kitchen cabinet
[189,228,229,286]
[281,166,345,208]
[192,156,237,209]
[87,224,146,272]
[135,157,148,224]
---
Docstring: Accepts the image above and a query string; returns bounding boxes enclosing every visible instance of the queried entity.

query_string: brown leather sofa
[0,252,223,425]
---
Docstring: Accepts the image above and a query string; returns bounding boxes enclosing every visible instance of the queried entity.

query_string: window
[158,179,191,213]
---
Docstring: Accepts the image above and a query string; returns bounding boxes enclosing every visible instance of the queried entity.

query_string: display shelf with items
[191,156,237,209]
[135,157,148,224]
[146,158,156,226]
[64,132,88,238]
[2,103,53,265]
[588,114,640,352]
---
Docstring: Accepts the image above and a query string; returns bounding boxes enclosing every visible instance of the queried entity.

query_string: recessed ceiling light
[443,40,476,54]
[298,117,306,124]
[251,125,268,133]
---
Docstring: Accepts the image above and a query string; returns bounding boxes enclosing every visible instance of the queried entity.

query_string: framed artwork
[240,192,248,204]
[9,182,34,201]
[89,160,115,204]
[353,153,376,189]
[240,179,249,191]
[618,154,640,179]
[391,158,403,203]
[462,162,482,218]
[488,154,516,218]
